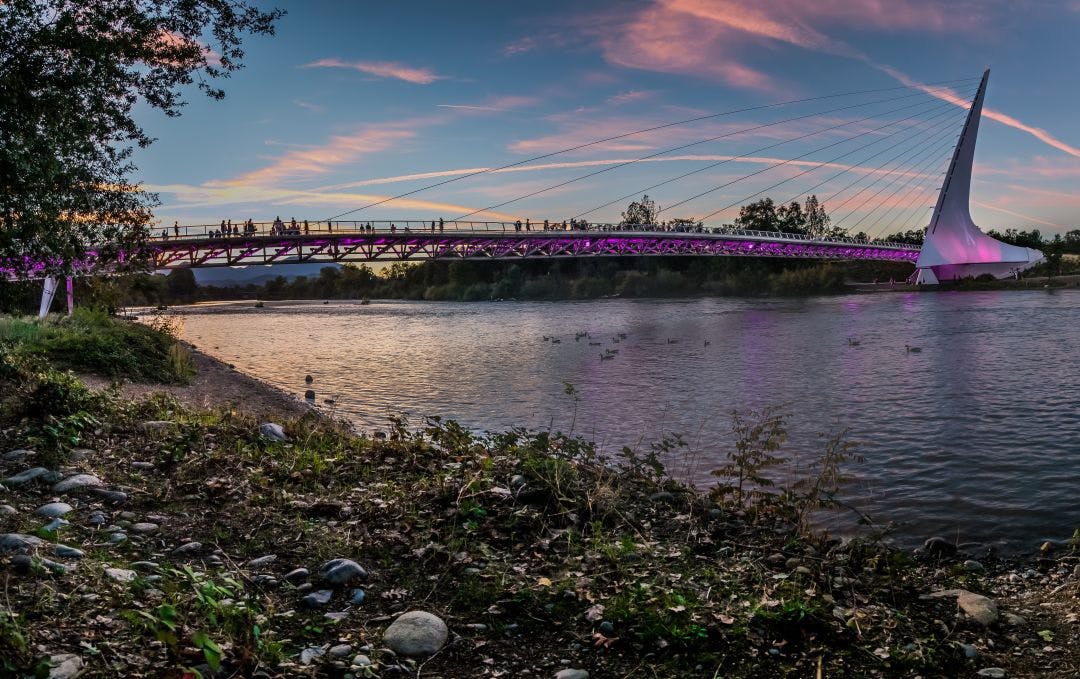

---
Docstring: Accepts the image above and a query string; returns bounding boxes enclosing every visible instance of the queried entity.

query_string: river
[167,290,1080,552]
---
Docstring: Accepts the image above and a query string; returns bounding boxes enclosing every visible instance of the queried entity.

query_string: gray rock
[54,544,85,559]
[648,491,675,503]
[285,567,310,582]
[41,558,68,575]
[960,643,980,659]
[598,621,615,636]
[2,449,33,461]
[34,502,74,518]
[69,448,94,461]
[1003,612,1026,626]
[0,505,16,516]
[130,461,154,470]
[47,652,83,679]
[928,589,998,626]
[173,541,202,555]
[324,611,348,622]
[10,554,32,573]
[328,644,353,658]
[3,467,52,487]
[976,669,1006,679]
[300,646,325,665]
[251,574,279,587]
[131,561,161,572]
[247,554,277,568]
[131,522,159,534]
[554,670,589,679]
[0,533,43,554]
[259,422,289,442]
[383,610,448,657]
[964,559,986,574]
[53,473,103,493]
[350,588,366,604]
[301,589,333,608]
[87,511,107,526]
[105,567,137,582]
[41,518,69,532]
[352,654,372,667]
[91,488,128,504]
[320,558,367,585]
[108,532,127,544]
[140,420,173,433]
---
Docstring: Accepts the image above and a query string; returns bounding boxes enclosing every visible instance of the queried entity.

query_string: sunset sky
[136,0,1080,236]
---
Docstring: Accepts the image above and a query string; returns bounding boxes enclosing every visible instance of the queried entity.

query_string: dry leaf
[585,604,605,622]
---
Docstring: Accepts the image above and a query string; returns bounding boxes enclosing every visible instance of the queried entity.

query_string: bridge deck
[149,222,919,268]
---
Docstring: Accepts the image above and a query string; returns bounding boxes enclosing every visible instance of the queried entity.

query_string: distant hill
[193,263,341,287]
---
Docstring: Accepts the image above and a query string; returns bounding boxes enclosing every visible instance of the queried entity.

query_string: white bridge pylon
[914,69,1044,284]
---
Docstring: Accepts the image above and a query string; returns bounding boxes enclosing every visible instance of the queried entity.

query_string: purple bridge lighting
[144,225,920,270]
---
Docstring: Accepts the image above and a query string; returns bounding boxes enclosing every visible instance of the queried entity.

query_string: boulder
[383,610,448,656]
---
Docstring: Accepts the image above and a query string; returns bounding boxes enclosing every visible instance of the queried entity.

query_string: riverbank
[1,317,1079,677]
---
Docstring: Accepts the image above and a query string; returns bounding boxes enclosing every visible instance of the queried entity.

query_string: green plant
[711,407,788,504]
[789,428,865,536]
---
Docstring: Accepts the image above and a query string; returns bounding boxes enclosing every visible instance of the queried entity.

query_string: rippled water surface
[170,291,1080,550]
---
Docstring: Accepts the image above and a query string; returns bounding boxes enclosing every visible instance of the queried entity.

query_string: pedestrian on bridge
[173,221,180,238]
[439,218,444,232]
[304,220,309,235]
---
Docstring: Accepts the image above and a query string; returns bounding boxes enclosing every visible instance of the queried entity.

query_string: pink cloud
[436,95,539,113]
[152,30,221,67]
[303,58,444,84]
[503,37,538,56]
[220,120,431,187]
[972,201,1064,228]
[607,90,656,106]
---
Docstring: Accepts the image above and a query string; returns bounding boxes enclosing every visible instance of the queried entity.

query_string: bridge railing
[149,220,921,250]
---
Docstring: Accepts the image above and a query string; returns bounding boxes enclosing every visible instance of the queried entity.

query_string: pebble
[647,491,675,503]
[69,448,94,461]
[41,558,68,575]
[173,542,202,555]
[87,511,107,526]
[928,589,998,626]
[131,522,159,534]
[53,473,103,493]
[324,611,348,622]
[47,653,84,679]
[301,589,334,608]
[35,502,75,518]
[54,544,85,559]
[10,554,32,573]
[131,461,155,470]
[598,621,615,636]
[296,582,313,593]
[0,505,16,516]
[300,646,325,665]
[259,422,289,442]
[350,588,366,604]
[554,670,589,679]
[41,518,69,532]
[383,610,449,656]
[959,643,979,659]
[139,420,173,432]
[328,644,353,658]
[352,655,372,667]
[2,448,33,461]
[109,532,127,544]
[105,567,137,582]
[251,574,279,587]
[247,554,277,568]
[319,558,367,585]
[964,560,987,574]
[131,561,160,572]
[285,567,310,582]
[3,467,54,487]
[91,489,128,504]
[977,669,1006,679]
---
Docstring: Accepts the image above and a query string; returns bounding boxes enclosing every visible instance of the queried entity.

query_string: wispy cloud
[872,65,1080,159]
[503,36,538,57]
[973,200,1064,228]
[607,90,656,106]
[436,95,539,113]
[292,99,324,113]
[303,58,445,84]
[219,119,435,187]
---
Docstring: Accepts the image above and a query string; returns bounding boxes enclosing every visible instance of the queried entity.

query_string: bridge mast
[914,69,1044,284]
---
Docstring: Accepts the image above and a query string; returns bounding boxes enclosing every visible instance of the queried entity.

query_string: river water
[168,291,1080,552]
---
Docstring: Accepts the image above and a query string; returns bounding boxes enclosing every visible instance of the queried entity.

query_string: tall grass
[0,309,194,383]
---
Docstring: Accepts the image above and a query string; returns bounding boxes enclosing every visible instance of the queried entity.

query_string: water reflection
[168,291,1080,551]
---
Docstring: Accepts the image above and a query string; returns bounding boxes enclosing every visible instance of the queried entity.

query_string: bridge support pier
[37,276,74,318]
[38,277,58,318]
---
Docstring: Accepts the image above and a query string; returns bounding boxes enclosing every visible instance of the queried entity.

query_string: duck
[905,344,922,353]
[847,337,861,347]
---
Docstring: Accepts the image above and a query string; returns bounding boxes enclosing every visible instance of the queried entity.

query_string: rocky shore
[1,344,1079,677]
